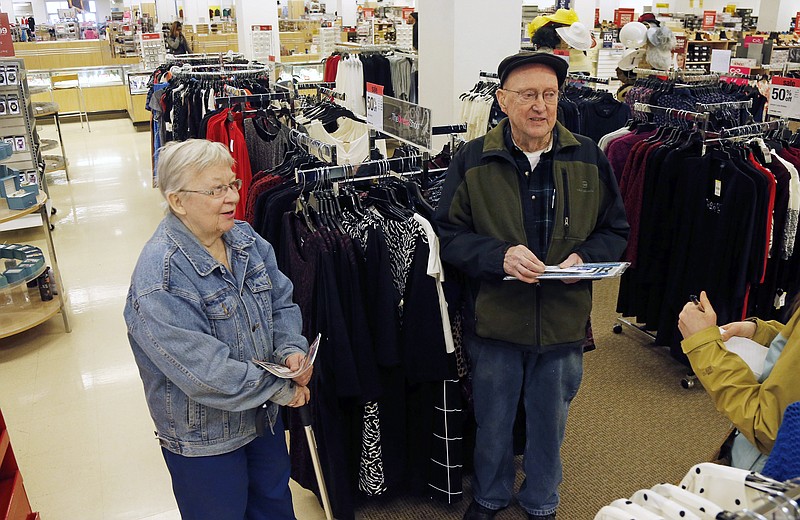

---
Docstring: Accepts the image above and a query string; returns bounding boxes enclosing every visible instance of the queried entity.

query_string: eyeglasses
[179,178,243,198]
[502,88,559,105]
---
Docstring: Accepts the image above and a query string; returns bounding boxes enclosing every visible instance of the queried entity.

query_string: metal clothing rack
[289,129,337,165]
[695,100,753,113]
[318,86,346,101]
[479,70,500,80]
[166,51,245,63]
[214,91,292,108]
[566,73,610,85]
[718,119,788,138]
[432,124,467,135]
[295,154,424,184]
[633,102,710,126]
[170,66,270,79]
[334,42,393,53]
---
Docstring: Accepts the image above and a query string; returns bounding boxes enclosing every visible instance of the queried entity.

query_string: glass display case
[28,66,127,89]
[276,61,325,82]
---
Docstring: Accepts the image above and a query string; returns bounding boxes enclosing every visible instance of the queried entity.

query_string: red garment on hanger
[205,109,253,220]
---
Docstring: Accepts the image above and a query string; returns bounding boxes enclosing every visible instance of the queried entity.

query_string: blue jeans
[467,335,583,516]
[161,413,295,520]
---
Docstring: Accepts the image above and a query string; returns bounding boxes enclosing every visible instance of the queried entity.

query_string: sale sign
[366,82,384,131]
[768,76,800,119]
[702,10,716,30]
[0,13,14,57]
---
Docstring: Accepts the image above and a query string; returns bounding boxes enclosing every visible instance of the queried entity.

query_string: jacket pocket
[475,280,537,345]
[562,167,600,241]
[245,266,273,321]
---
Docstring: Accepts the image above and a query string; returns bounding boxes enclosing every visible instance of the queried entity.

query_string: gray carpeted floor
[353,279,732,520]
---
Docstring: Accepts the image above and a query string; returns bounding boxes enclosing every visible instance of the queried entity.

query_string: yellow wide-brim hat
[528,8,580,37]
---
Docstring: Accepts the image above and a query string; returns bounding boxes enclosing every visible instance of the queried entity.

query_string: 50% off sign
[768,76,800,120]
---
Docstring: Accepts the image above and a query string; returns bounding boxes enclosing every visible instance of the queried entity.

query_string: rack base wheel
[51,207,57,216]
[612,324,623,334]
[681,375,698,389]
[49,223,55,231]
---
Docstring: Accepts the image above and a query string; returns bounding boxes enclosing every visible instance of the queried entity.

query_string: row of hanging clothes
[238,126,465,518]
[604,99,800,365]
[560,76,632,144]
[324,45,418,116]
[622,72,768,129]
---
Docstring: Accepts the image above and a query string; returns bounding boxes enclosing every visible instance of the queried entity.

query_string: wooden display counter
[13,40,140,70]
[188,33,239,54]
[30,85,128,115]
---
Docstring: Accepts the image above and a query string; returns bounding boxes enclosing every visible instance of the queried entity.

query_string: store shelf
[43,155,65,173]
[32,101,58,117]
[0,264,46,292]
[0,290,62,339]
[28,86,49,96]
[0,193,45,225]
[38,139,58,152]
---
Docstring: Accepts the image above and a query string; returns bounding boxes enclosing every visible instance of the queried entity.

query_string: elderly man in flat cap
[434,51,628,520]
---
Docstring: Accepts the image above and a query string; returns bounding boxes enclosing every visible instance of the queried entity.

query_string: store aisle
[0,118,326,520]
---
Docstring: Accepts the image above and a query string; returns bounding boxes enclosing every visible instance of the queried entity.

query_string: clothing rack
[166,51,245,63]
[678,72,721,84]
[633,102,710,125]
[214,92,292,108]
[694,100,753,113]
[633,67,677,78]
[718,119,787,138]
[431,124,467,136]
[334,42,393,53]
[170,66,270,79]
[722,70,766,80]
[294,154,424,184]
[297,81,336,90]
[566,73,610,85]
[289,129,337,164]
[479,71,500,80]
[318,86,346,101]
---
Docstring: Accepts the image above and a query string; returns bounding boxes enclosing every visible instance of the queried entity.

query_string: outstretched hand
[678,291,718,339]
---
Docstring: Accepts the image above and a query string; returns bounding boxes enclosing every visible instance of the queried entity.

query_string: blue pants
[161,414,295,520]
[467,335,583,516]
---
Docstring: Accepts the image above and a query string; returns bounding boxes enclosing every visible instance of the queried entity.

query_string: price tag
[366,82,384,131]
[728,66,751,75]
[768,76,800,119]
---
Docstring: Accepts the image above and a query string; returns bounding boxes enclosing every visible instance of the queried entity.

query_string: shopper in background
[409,12,418,50]
[678,291,800,472]
[435,51,628,520]
[166,21,191,54]
[27,16,35,41]
[124,139,310,520]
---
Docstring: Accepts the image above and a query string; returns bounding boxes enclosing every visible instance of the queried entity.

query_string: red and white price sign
[744,35,764,48]
[702,10,716,29]
[141,33,161,40]
[768,76,800,119]
[366,82,384,131]
[251,25,272,31]
[728,65,751,75]
[796,12,800,35]
[0,13,14,57]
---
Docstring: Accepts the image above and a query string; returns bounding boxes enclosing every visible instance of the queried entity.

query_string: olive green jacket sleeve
[680,312,800,454]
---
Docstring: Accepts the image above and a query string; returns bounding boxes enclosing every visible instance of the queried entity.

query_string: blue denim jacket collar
[163,213,256,277]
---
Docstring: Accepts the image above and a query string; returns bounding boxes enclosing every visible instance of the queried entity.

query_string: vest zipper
[535,283,542,346]
[561,168,570,234]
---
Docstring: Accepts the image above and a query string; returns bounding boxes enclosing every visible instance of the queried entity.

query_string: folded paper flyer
[503,262,631,281]
[252,333,321,379]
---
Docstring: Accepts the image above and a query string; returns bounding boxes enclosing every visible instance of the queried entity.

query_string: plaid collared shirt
[504,123,556,261]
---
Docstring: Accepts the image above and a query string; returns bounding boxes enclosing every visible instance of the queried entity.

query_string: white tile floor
[0,117,326,520]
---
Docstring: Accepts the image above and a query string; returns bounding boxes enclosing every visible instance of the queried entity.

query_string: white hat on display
[617,48,645,71]
[555,22,596,51]
[618,21,648,49]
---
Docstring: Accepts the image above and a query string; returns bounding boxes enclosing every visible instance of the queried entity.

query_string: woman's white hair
[156,139,235,203]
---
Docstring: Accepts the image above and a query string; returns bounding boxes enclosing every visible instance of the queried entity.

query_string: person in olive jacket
[434,51,628,520]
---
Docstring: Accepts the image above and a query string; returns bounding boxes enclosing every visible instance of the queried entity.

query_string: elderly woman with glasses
[124,139,310,520]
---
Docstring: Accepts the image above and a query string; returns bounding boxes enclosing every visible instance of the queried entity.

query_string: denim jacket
[124,214,308,457]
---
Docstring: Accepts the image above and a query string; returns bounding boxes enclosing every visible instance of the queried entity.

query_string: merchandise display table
[0,193,71,338]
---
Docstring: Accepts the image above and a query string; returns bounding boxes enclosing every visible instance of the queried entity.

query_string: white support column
[235,0,279,61]
[182,0,207,25]
[155,0,178,24]
[572,0,596,28]
[0,0,14,19]
[418,0,521,137]
[598,0,619,24]
[757,0,796,33]
[337,0,358,27]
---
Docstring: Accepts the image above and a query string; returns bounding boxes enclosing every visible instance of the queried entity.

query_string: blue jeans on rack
[467,334,583,516]
[161,412,295,520]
